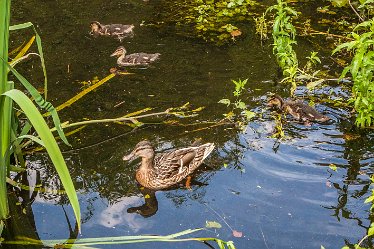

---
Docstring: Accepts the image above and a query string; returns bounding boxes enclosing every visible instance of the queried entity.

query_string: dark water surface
[7,1,374,249]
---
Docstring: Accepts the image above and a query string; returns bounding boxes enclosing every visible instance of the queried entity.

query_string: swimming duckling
[110,46,160,67]
[90,21,134,42]
[267,94,330,124]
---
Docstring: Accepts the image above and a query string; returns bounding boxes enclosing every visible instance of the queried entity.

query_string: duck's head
[267,94,284,109]
[111,46,126,57]
[90,21,102,33]
[123,140,155,161]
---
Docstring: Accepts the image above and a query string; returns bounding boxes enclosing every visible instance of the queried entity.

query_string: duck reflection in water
[127,177,209,218]
[127,186,158,218]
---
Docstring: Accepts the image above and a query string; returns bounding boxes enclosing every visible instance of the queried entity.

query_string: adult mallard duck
[122,140,215,190]
[90,21,134,42]
[267,94,330,124]
[111,46,161,67]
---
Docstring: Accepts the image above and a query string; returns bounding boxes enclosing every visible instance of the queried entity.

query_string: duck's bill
[123,152,136,161]
[110,51,119,57]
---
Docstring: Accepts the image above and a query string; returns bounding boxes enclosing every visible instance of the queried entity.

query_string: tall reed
[0,0,12,223]
[0,0,81,231]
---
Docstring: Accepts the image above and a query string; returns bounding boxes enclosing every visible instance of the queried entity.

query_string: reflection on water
[127,187,158,218]
[99,196,152,232]
[6,0,374,248]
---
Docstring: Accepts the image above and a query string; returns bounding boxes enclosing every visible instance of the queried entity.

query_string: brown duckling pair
[90,21,161,68]
[267,94,330,125]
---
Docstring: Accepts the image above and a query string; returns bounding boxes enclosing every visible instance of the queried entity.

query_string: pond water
[6,1,374,249]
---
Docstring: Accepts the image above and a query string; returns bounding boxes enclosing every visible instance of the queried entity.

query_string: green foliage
[192,0,254,44]
[163,0,255,45]
[0,0,11,225]
[329,0,349,7]
[219,79,255,131]
[3,89,81,229]
[266,0,299,93]
[333,19,374,127]
[0,0,81,231]
[254,13,268,41]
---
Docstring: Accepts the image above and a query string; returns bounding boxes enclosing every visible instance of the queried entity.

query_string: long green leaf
[0,0,12,220]
[9,22,48,99]
[2,89,81,230]
[3,60,71,146]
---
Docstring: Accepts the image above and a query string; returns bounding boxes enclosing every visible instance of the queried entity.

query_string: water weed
[266,0,298,93]
[219,79,255,131]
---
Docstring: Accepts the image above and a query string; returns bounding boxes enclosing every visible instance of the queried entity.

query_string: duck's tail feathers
[200,143,215,161]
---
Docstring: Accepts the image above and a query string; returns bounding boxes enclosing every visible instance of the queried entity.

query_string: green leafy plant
[0,0,81,232]
[254,13,268,42]
[160,0,255,45]
[219,79,255,131]
[266,0,299,93]
[333,18,374,127]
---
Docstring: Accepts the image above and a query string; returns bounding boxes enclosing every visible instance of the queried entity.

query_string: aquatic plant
[333,18,374,128]
[2,227,236,248]
[218,78,255,131]
[266,0,299,93]
[0,0,80,232]
[254,13,268,42]
[159,0,255,45]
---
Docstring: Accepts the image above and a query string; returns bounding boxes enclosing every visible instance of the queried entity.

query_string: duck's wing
[122,53,160,65]
[153,143,215,180]
[292,102,327,120]
[153,148,197,179]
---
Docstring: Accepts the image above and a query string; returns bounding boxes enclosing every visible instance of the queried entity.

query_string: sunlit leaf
[307,79,324,90]
[205,220,222,229]
[330,0,349,7]
[329,164,337,171]
[218,98,231,106]
[369,224,374,236]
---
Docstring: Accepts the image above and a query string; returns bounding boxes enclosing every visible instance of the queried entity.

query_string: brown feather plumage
[123,140,215,190]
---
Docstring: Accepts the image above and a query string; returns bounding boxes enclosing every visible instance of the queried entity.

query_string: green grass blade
[9,22,48,99]
[16,135,45,147]
[0,0,12,220]
[3,61,71,146]
[2,89,81,230]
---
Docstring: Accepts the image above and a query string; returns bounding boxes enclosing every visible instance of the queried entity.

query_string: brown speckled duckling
[90,21,134,42]
[111,46,160,67]
[267,94,330,124]
[123,140,215,190]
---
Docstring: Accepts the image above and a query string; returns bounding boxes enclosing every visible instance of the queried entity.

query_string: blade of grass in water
[4,61,71,146]
[0,0,12,222]
[3,228,236,249]
[55,73,119,112]
[2,89,81,231]
[10,22,48,99]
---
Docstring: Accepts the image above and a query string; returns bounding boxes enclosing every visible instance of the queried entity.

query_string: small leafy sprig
[218,79,255,131]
